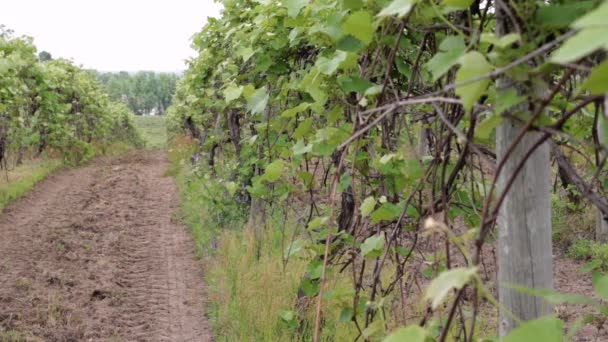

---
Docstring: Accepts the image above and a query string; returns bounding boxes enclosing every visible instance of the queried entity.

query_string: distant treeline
[95,71,179,116]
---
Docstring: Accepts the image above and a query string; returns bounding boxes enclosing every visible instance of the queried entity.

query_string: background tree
[96,71,179,115]
[38,50,52,62]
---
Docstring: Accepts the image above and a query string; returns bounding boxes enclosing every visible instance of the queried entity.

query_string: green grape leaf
[0,59,11,74]
[536,2,596,29]
[475,113,503,140]
[424,267,477,309]
[383,326,427,342]
[336,35,365,52]
[480,33,520,48]
[362,319,385,339]
[278,310,297,323]
[550,28,608,64]
[293,118,314,139]
[316,50,348,75]
[285,240,305,257]
[364,84,383,97]
[256,54,272,72]
[225,181,238,196]
[503,316,564,342]
[237,46,255,62]
[284,0,308,17]
[506,284,598,307]
[245,87,269,114]
[301,277,320,296]
[360,196,377,217]
[579,59,608,95]
[442,0,474,9]
[455,52,493,114]
[311,13,343,40]
[300,67,327,106]
[261,160,285,182]
[425,36,466,82]
[309,264,324,280]
[378,0,416,18]
[242,84,255,98]
[361,233,385,258]
[371,202,402,224]
[308,216,329,230]
[338,75,374,93]
[323,287,356,300]
[396,58,411,78]
[223,84,243,103]
[338,173,352,192]
[572,1,608,29]
[293,140,313,155]
[494,88,525,114]
[339,307,354,322]
[341,11,374,45]
[593,273,608,300]
[299,171,314,189]
[341,0,363,10]
[281,103,310,118]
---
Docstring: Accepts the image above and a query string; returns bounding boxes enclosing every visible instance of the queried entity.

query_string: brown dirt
[405,227,607,341]
[0,151,212,341]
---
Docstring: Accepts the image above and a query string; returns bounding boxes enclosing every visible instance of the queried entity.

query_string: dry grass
[0,158,61,210]
[207,228,307,341]
[133,115,167,149]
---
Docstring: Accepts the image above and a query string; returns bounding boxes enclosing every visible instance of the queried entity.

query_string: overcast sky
[0,0,223,72]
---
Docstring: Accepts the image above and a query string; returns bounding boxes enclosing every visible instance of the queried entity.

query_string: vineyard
[1,0,608,341]
[0,28,142,169]
[166,0,608,341]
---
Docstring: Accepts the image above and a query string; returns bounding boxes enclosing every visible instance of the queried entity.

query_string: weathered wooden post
[496,0,554,336]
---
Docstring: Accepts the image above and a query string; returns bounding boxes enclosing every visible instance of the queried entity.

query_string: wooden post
[496,2,554,336]
[496,121,554,336]
[597,210,608,243]
[417,124,431,158]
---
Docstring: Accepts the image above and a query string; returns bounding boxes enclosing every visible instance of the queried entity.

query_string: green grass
[133,115,167,149]
[567,239,594,260]
[0,330,28,342]
[567,239,608,271]
[167,138,364,342]
[0,158,62,211]
[168,138,302,340]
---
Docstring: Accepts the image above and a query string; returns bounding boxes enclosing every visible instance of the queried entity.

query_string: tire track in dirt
[0,151,212,341]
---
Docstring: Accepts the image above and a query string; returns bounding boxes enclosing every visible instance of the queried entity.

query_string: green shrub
[591,243,608,269]
[552,192,596,246]
[567,239,608,272]
[567,239,594,260]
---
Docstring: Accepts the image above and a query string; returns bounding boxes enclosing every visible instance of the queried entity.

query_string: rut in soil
[0,151,212,342]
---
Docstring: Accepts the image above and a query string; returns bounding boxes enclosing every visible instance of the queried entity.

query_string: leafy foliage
[96,71,179,115]
[166,0,608,340]
[0,28,141,166]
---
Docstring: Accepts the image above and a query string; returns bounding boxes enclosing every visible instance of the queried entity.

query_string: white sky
[0,0,223,72]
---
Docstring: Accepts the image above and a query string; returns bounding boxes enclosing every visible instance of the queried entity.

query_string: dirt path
[0,151,212,341]
[406,223,604,341]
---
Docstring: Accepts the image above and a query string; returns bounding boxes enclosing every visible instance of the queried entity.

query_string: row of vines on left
[0,28,142,168]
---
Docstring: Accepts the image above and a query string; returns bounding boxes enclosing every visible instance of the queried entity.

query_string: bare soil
[405,229,606,341]
[0,151,212,341]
